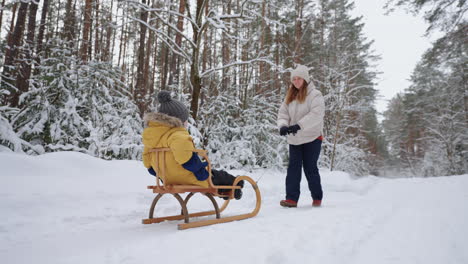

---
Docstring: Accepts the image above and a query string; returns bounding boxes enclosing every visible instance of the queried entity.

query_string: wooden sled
[142,148,261,230]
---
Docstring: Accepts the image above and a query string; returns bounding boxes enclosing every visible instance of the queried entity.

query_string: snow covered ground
[1,151,467,264]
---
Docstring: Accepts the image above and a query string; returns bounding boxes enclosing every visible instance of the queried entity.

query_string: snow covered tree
[0,105,43,153]
[0,0,383,175]
[303,0,380,175]
[383,29,467,176]
[197,92,286,169]
[1,0,29,108]
[384,0,467,33]
[122,0,277,119]
[382,1,466,176]
[12,38,143,159]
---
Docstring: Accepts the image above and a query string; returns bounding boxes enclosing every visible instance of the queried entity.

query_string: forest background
[0,0,466,177]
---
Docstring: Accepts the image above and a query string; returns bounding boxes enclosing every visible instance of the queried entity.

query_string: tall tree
[16,0,39,100]
[63,0,75,42]
[0,0,6,37]
[385,0,467,33]
[36,0,50,56]
[168,0,186,88]
[134,0,149,116]
[80,0,93,62]
[1,1,29,107]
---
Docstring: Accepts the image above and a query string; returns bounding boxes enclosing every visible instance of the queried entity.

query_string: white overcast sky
[351,0,437,117]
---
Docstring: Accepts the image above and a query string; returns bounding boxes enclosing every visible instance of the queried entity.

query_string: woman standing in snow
[277,64,325,207]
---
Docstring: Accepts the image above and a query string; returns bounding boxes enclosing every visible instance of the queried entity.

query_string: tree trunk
[144,3,153,95]
[16,1,39,104]
[0,0,6,37]
[330,109,342,171]
[188,0,205,120]
[80,0,93,62]
[168,0,185,88]
[134,0,149,116]
[256,0,267,95]
[118,5,127,67]
[103,0,113,62]
[233,0,240,95]
[275,27,281,93]
[63,0,75,42]
[1,2,28,107]
[110,0,117,62]
[94,0,100,60]
[221,0,231,93]
[151,13,160,95]
[33,0,49,77]
[36,0,50,56]
[160,8,174,90]
[293,0,304,64]
[9,2,18,35]
[201,5,208,87]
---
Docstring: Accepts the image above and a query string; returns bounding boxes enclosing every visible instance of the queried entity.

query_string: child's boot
[234,179,244,200]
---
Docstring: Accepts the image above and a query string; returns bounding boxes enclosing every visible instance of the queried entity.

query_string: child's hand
[193,167,209,181]
[148,167,156,176]
[182,153,209,181]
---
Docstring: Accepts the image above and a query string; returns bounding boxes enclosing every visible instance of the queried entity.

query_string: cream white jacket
[277,82,325,145]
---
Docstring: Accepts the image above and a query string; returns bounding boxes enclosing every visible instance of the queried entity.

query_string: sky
[351,0,436,118]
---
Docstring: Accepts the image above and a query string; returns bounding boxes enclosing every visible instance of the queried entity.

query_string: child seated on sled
[142,91,243,199]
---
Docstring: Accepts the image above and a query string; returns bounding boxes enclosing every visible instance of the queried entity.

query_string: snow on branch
[200,57,278,78]
[122,0,198,28]
[127,16,193,63]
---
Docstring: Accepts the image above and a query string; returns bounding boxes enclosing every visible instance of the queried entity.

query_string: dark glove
[279,126,289,136]
[287,124,301,135]
[148,167,156,176]
[182,152,209,181]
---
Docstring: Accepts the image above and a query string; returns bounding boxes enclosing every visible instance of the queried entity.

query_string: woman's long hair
[285,80,308,104]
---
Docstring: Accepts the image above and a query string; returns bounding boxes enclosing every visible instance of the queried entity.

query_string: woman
[277,64,325,207]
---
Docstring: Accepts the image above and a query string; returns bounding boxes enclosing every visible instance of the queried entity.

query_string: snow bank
[1,152,467,264]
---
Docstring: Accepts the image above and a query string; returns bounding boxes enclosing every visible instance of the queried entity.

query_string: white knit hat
[290,64,310,84]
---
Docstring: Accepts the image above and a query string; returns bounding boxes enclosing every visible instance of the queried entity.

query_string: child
[142,91,243,199]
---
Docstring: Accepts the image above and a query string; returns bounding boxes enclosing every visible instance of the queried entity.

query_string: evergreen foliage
[382,22,467,176]
[7,38,143,159]
[3,0,463,177]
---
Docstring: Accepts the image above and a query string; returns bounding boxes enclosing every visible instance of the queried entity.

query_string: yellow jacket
[142,112,209,187]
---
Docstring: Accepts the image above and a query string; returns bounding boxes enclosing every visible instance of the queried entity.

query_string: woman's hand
[279,126,289,136]
[287,124,301,135]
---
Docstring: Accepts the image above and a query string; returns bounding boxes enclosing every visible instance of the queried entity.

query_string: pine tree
[12,38,143,159]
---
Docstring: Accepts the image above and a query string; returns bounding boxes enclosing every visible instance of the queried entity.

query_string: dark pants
[211,169,236,187]
[286,139,323,201]
[152,169,239,191]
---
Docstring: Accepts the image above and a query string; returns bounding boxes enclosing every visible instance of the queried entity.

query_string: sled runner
[142,148,261,230]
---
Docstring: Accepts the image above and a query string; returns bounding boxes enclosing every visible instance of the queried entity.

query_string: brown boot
[312,200,322,207]
[280,199,297,208]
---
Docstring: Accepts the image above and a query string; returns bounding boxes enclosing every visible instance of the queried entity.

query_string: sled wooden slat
[142,209,221,224]
[178,180,261,230]
[142,148,261,230]
[147,186,218,194]
[178,213,255,230]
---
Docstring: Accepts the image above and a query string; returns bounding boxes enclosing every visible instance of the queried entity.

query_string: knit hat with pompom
[290,64,311,84]
[157,90,189,122]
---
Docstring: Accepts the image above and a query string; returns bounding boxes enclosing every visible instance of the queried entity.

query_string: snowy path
[1,152,467,264]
